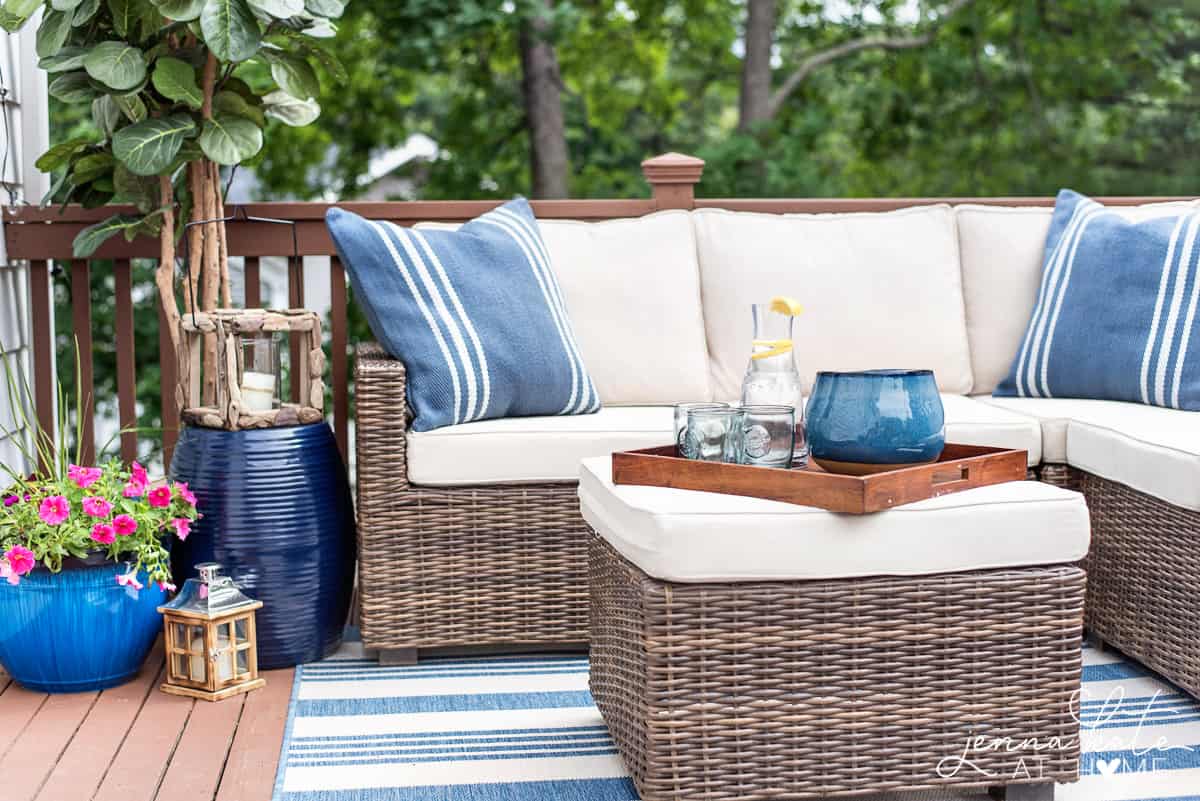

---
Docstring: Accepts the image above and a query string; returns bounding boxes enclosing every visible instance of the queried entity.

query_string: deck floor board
[0,644,292,801]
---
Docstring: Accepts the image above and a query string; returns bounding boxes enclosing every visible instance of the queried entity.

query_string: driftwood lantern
[159,563,265,702]
[177,308,325,430]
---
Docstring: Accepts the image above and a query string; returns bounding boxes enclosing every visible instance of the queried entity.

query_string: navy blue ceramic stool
[169,422,356,669]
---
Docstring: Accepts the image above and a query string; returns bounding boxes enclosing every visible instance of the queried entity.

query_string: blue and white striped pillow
[327,199,600,431]
[995,189,1200,409]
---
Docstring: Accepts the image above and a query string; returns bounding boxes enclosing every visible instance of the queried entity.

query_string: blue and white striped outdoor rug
[272,640,1200,801]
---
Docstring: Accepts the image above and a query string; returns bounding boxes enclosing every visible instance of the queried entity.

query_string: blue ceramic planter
[0,557,165,693]
[170,422,356,669]
[806,369,945,474]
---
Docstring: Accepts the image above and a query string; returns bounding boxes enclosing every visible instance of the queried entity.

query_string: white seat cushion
[974,395,1073,462]
[407,406,674,486]
[579,456,1089,582]
[419,211,711,406]
[975,396,1200,510]
[941,394,1042,466]
[692,205,974,400]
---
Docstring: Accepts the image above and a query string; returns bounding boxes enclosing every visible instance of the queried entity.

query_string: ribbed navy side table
[169,422,356,669]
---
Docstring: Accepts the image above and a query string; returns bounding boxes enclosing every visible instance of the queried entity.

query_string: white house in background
[0,18,49,484]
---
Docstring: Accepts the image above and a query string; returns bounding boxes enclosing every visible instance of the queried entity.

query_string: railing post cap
[641,152,705,184]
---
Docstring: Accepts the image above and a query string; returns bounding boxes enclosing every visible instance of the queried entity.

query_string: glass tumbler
[738,404,796,468]
[685,407,745,463]
[673,402,730,457]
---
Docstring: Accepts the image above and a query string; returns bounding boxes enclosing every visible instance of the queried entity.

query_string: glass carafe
[741,303,808,465]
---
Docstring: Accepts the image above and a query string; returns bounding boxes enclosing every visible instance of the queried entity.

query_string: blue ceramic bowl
[806,369,945,475]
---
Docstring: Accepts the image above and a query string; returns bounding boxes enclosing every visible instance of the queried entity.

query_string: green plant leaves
[0,0,41,31]
[92,95,121,138]
[35,9,72,58]
[265,50,318,99]
[198,112,262,164]
[34,138,93,172]
[112,113,196,175]
[113,163,160,212]
[72,152,115,183]
[201,0,261,62]
[151,0,203,20]
[262,89,318,126]
[108,0,139,37]
[152,57,203,108]
[84,42,148,91]
[304,0,342,17]
[73,214,142,258]
[72,0,101,25]
[113,91,147,122]
[38,46,87,72]
[48,72,97,103]
[213,89,264,126]
[247,0,301,17]
[50,0,85,10]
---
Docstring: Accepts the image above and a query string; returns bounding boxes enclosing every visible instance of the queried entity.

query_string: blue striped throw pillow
[327,199,600,431]
[995,189,1200,409]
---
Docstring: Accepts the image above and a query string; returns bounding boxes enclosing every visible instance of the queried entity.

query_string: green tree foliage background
[40,0,1200,464]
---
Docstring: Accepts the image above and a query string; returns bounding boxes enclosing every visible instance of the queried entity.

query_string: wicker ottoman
[579,456,1091,801]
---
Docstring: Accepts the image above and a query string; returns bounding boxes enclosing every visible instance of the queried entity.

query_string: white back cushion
[958,201,1200,395]
[420,211,711,405]
[692,206,974,399]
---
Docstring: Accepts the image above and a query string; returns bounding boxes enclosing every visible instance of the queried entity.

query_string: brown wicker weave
[1052,466,1200,698]
[588,533,1085,801]
[354,344,590,656]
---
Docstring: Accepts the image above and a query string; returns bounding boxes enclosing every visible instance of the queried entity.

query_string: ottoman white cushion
[578,456,1089,582]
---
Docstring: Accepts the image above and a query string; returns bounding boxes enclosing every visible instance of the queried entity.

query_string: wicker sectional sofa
[354,194,1200,697]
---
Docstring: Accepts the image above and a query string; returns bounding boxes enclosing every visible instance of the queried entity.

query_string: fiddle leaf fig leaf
[73,214,142,258]
[72,0,100,25]
[152,57,203,108]
[35,10,72,58]
[113,91,148,122]
[48,72,97,103]
[201,0,262,62]
[50,0,85,11]
[0,0,41,30]
[84,42,148,91]
[72,152,116,183]
[265,50,318,99]
[38,46,87,72]
[304,0,342,17]
[247,0,301,18]
[198,111,263,164]
[113,163,160,213]
[150,0,203,20]
[34,137,93,172]
[92,94,121,139]
[106,0,151,37]
[261,89,318,126]
[112,113,196,175]
[213,89,265,127]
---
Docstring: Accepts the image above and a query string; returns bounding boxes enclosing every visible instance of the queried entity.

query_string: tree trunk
[519,2,570,199]
[738,0,777,132]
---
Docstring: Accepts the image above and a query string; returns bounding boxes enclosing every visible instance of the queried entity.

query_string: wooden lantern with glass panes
[159,563,266,701]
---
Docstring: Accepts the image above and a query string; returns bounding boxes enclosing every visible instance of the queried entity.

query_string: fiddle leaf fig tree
[1,0,345,366]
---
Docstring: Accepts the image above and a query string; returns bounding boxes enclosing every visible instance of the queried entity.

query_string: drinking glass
[738,404,795,468]
[674,402,730,456]
[685,407,744,463]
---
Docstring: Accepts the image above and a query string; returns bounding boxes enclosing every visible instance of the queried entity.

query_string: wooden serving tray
[611,443,1028,514]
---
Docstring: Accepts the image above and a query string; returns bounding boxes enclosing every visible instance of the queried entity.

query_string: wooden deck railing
[2,150,1188,470]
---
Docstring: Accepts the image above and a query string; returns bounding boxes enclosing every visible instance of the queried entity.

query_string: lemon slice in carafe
[769,295,803,316]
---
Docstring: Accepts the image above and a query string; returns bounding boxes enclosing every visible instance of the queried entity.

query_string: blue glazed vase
[170,422,356,669]
[806,369,945,475]
[0,556,165,693]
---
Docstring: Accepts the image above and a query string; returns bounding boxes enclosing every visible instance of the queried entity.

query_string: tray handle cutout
[931,463,970,487]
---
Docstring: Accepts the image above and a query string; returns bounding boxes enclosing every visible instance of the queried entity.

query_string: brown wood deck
[0,641,293,801]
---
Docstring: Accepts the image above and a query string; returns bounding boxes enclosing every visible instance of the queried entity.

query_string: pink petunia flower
[175,482,197,506]
[122,480,145,498]
[0,559,15,586]
[130,461,148,486]
[68,464,103,489]
[112,514,138,537]
[90,523,116,544]
[171,517,192,541]
[3,545,35,576]
[38,495,70,525]
[82,496,113,518]
[156,580,177,593]
[147,486,171,508]
[3,494,19,507]
[116,571,144,591]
